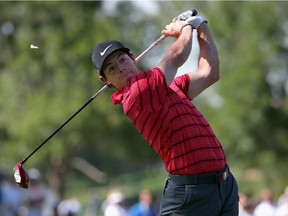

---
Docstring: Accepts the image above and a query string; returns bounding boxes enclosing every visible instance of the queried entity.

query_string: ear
[99,75,111,86]
[128,52,136,63]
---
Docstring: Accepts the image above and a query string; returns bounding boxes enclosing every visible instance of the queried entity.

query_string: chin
[128,73,137,80]
[124,75,132,83]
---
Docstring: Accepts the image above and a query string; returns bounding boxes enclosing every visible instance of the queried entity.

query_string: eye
[119,57,125,63]
[104,65,115,75]
[108,66,115,73]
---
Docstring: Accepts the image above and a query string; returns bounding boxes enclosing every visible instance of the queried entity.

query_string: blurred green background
[0,1,288,215]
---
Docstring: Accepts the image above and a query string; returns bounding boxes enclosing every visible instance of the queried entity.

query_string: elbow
[208,60,220,84]
[198,54,220,85]
[199,53,220,84]
[212,65,220,83]
[212,57,220,82]
[208,71,219,86]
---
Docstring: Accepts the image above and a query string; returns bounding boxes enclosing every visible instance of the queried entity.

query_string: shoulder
[128,67,165,87]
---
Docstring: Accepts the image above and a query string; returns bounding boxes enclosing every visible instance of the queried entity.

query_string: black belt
[168,166,229,185]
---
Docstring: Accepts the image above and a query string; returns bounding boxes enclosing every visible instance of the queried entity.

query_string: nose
[118,65,125,73]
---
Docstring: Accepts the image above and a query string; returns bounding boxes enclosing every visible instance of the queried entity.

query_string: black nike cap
[92,40,130,75]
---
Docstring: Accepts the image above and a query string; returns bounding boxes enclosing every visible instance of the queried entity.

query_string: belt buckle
[217,171,228,182]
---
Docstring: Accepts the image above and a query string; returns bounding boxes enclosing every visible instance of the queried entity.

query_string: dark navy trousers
[160,168,239,216]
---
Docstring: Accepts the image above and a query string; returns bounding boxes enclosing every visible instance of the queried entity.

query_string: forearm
[166,26,193,68]
[159,23,193,84]
[197,23,220,82]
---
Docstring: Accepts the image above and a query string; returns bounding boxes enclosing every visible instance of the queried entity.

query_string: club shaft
[21,36,167,164]
[21,85,108,164]
[135,35,166,63]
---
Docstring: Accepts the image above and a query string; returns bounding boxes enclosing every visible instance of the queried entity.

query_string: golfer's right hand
[162,20,188,38]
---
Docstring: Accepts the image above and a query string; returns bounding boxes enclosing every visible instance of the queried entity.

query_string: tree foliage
[0,1,288,198]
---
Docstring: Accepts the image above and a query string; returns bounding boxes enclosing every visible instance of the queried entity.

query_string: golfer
[92,11,239,216]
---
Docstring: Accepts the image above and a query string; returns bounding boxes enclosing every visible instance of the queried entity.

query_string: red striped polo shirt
[111,67,226,175]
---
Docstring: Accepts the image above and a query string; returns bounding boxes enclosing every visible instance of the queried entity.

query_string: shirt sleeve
[171,74,192,100]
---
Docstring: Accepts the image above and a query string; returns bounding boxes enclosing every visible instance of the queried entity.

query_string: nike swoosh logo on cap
[100,44,113,56]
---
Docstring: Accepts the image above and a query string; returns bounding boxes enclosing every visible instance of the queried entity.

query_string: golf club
[13,9,198,188]
[13,33,168,189]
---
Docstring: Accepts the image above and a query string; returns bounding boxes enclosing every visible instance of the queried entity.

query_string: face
[99,51,140,90]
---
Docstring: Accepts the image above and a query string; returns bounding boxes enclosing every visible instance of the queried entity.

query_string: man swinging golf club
[92,10,239,216]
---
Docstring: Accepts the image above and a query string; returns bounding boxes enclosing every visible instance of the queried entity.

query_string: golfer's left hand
[173,10,196,22]
[174,10,207,30]
[186,15,207,29]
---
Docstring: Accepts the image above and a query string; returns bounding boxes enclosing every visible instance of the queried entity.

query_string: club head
[13,162,29,189]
